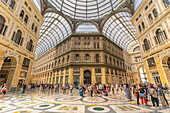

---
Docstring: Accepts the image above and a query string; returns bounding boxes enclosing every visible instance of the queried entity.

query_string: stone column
[69,67,73,84]
[80,67,84,85]
[25,61,33,84]
[54,71,57,84]
[113,69,116,84]
[154,56,169,85]
[144,61,152,83]
[63,69,66,84]
[0,50,6,69]
[10,56,24,91]
[109,68,112,84]
[58,70,61,84]
[101,67,106,84]
[91,67,95,84]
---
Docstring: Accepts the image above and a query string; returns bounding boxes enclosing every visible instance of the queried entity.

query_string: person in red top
[0,84,8,101]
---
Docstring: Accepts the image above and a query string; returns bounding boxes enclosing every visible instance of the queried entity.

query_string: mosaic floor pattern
[0,90,170,113]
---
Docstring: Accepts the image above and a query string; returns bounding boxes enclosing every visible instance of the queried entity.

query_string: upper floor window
[149,0,153,5]
[85,54,90,62]
[87,42,90,48]
[154,28,167,44]
[95,54,99,63]
[0,15,5,34]
[163,0,170,7]
[143,38,150,51]
[138,25,142,32]
[26,39,34,52]
[62,58,65,64]
[31,23,34,30]
[148,14,153,22]
[142,22,145,29]
[67,55,69,63]
[22,58,30,68]
[105,55,107,64]
[20,10,24,19]
[75,54,80,62]
[9,0,15,9]
[35,26,37,33]
[11,30,23,45]
[24,15,28,23]
[153,9,158,18]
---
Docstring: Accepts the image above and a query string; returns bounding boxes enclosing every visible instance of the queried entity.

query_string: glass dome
[47,0,126,20]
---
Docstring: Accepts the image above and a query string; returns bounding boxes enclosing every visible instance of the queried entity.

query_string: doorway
[84,70,91,85]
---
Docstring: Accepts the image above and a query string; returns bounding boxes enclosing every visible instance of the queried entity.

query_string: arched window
[95,54,99,63]
[142,22,145,29]
[143,39,150,51]
[31,23,34,30]
[62,58,65,64]
[154,28,167,44]
[3,0,8,3]
[12,30,23,45]
[117,61,119,67]
[138,25,142,32]
[9,0,15,9]
[35,26,37,33]
[20,10,24,19]
[55,61,57,66]
[148,14,153,22]
[26,39,34,52]
[110,57,112,65]
[163,0,170,7]
[24,15,28,23]
[153,9,158,18]
[113,59,115,66]
[75,54,79,62]
[105,55,107,64]
[58,59,60,65]
[0,15,5,34]
[85,54,90,62]
[67,55,69,63]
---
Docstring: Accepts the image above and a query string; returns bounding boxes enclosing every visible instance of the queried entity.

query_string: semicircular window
[76,23,98,33]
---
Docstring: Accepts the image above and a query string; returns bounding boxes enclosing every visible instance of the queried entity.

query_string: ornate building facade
[32,34,135,86]
[131,0,170,86]
[0,0,44,91]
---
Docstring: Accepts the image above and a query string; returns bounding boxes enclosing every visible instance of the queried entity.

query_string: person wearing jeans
[139,84,148,106]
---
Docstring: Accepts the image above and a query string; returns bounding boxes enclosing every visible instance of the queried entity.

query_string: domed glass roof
[35,0,144,57]
[47,0,125,20]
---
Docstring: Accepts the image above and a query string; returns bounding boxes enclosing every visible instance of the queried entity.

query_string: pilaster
[144,61,152,83]
[101,67,106,84]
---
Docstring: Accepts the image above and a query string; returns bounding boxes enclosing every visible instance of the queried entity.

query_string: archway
[162,56,170,85]
[84,70,91,85]
[0,56,17,86]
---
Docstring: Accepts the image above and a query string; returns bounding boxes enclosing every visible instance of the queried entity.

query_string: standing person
[98,83,102,94]
[62,84,66,94]
[111,83,115,95]
[157,84,168,108]
[27,84,31,93]
[107,84,111,95]
[0,85,8,101]
[125,84,132,101]
[82,85,86,95]
[133,85,140,105]
[120,84,123,95]
[93,84,98,96]
[79,85,84,97]
[90,84,93,97]
[22,83,27,94]
[70,84,73,95]
[150,84,159,107]
[116,84,119,94]
[139,84,148,106]
[54,84,57,92]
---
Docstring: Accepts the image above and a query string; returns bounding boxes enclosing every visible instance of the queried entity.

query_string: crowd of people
[0,82,169,108]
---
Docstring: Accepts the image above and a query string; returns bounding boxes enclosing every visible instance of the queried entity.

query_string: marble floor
[0,89,170,113]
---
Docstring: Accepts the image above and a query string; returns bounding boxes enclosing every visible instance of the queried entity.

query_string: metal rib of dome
[47,0,126,20]
[36,12,72,57]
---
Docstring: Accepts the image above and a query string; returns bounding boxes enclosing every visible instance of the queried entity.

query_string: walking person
[70,84,73,95]
[93,84,98,96]
[90,84,93,97]
[116,84,119,94]
[157,84,168,108]
[139,84,148,106]
[125,84,132,101]
[150,84,159,108]
[0,84,8,101]
[133,85,140,105]
[22,83,27,94]
[79,85,84,97]
[111,83,115,95]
